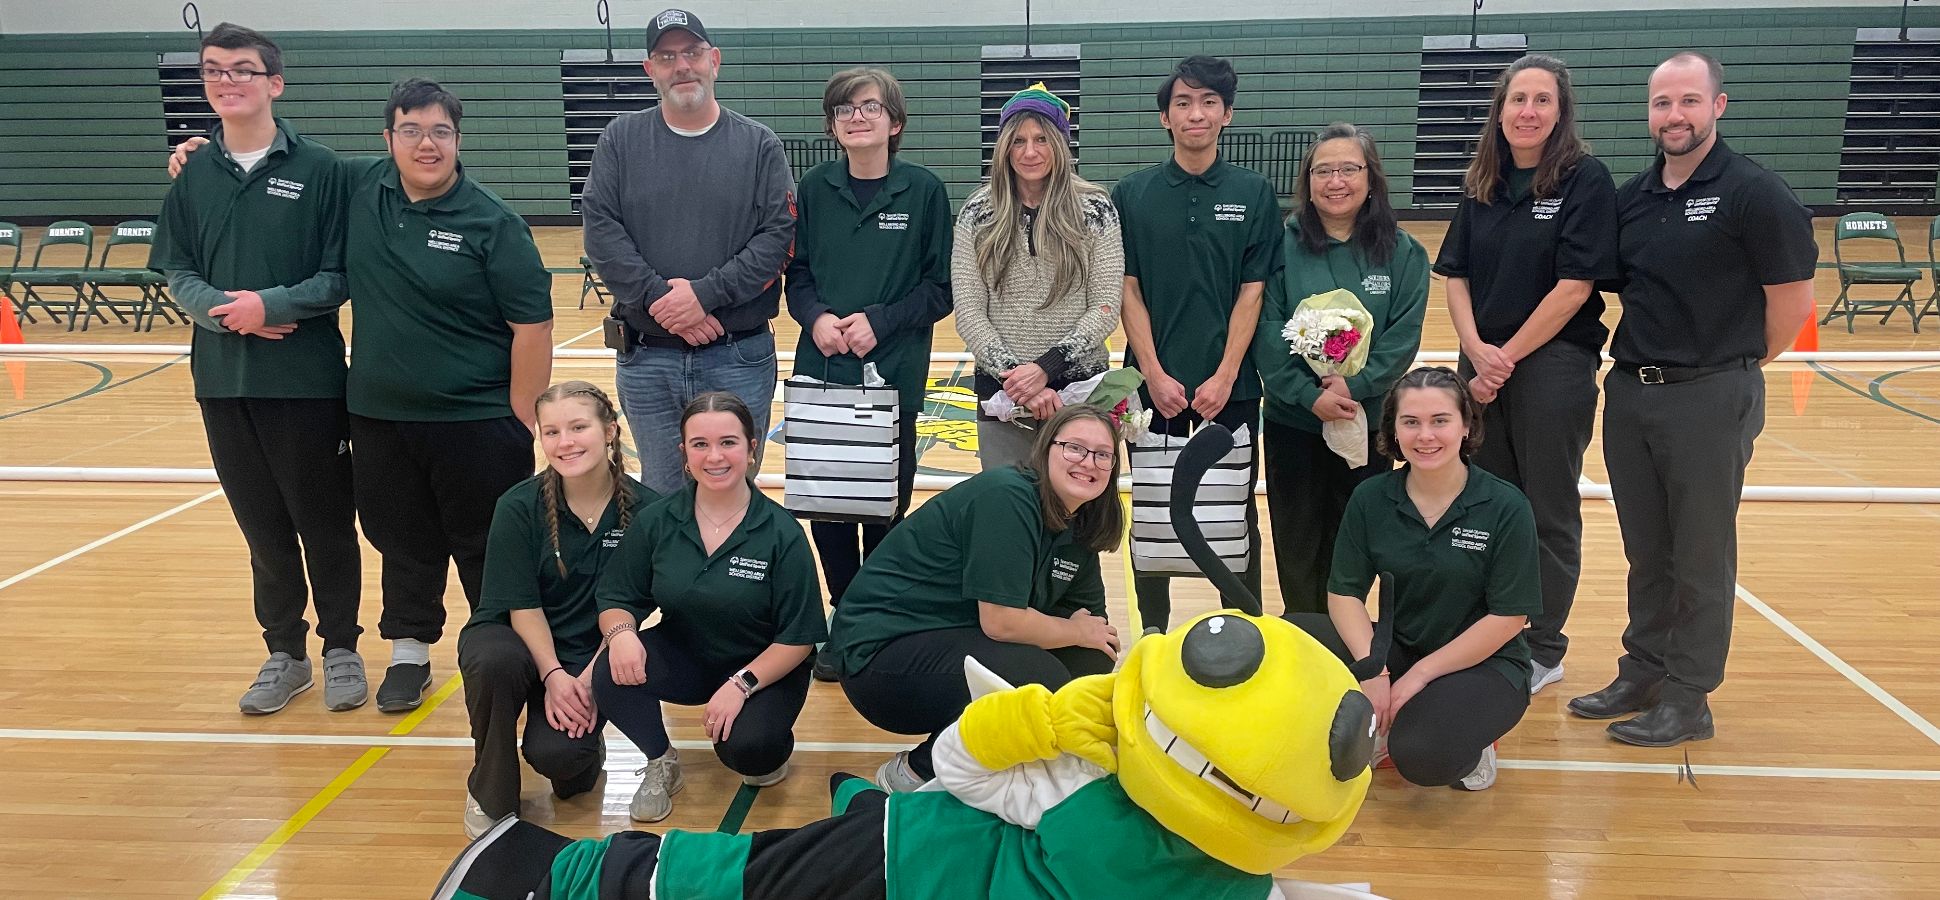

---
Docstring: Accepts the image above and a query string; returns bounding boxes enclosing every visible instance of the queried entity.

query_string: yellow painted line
[199,673,466,899]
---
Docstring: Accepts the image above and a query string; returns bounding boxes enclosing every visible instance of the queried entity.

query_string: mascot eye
[1329,690,1377,782]
[1181,614,1264,689]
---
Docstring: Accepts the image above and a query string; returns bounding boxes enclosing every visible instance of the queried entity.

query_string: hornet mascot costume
[433,425,1393,900]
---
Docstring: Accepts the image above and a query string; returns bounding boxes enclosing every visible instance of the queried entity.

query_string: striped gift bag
[781,373,901,524]
[1127,424,1255,575]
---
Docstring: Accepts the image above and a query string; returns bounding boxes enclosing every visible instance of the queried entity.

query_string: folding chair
[0,223,21,313]
[48,220,172,331]
[578,255,612,310]
[10,220,95,330]
[1825,212,1923,333]
[1919,216,1940,332]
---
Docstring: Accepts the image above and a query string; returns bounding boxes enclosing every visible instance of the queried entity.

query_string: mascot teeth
[1144,706,1302,826]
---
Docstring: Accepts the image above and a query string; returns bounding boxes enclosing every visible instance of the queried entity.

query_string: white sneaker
[1370,733,1390,769]
[1454,744,1497,792]
[462,792,496,839]
[742,761,790,788]
[1529,661,1564,695]
[629,749,684,823]
[874,750,928,793]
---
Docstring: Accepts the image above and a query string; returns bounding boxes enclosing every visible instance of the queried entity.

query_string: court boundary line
[5,726,1938,783]
[0,487,223,592]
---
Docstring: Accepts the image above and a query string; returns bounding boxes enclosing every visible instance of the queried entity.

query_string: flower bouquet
[979,367,1151,442]
[1281,288,1374,467]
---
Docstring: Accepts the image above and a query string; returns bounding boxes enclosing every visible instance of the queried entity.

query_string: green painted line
[1807,361,1940,427]
[0,354,120,422]
[715,782,760,834]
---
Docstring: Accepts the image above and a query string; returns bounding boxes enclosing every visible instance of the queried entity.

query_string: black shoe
[376,662,432,713]
[1607,696,1714,748]
[1567,676,1662,720]
[811,648,841,683]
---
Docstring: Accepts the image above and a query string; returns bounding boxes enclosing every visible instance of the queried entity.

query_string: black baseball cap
[647,9,710,50]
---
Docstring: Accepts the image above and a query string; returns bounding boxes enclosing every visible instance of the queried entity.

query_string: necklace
[695,501,747,535]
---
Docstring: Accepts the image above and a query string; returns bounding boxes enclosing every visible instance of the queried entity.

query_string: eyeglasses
[393,125,459,144]
[1310,163,1368,181]
[650,46,712,65]
[201,66,269,83]
[833,100,887,122]
[1052,440,1115,468]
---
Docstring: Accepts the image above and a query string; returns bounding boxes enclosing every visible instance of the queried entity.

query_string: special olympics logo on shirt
[1450,527,1491,552]
[1531,198,1562,221]
[1213,203,1247,223]
[728,555,769,581]
[877,212,909,231]
[427,229,464,252]
[1050,557,1079,582]
[1360,274,1391,295]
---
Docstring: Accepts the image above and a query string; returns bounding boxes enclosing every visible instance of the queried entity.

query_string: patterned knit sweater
[950,185,1124,398]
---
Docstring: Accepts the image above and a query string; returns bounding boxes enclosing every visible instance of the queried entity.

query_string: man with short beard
[581,8,796,495]
[1568,51,1817,747]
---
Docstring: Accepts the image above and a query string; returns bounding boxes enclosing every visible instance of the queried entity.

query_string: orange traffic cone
[1790,317,1818,417]
[1,294,24,401]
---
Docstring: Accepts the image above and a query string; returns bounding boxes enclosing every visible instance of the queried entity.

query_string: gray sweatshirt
[581,105,796,339]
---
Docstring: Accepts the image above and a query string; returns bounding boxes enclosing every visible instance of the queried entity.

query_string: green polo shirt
[825,467,1108,678]
[788,158,952,415]
[150,118,348,399]
[342,159,554,422]
[1328,463,1542,689]
[1253,219,1428,434]
[596,484,827,673]
[1111,156,1283,402]
[466,474,658,668]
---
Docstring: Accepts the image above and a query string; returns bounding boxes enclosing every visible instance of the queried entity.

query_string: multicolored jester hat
[433,426,1392,900]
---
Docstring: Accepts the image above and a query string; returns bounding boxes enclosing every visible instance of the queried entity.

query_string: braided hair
[535,381,633,577]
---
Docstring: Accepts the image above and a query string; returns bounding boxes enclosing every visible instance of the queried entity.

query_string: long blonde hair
[975,111,1105,306]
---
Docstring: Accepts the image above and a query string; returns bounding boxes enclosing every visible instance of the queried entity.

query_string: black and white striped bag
[1128,425,1254,575]
[781,374,901,524]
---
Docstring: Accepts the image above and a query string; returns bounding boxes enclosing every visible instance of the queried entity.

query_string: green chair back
[100,220,158,268]
[31,220,94,269]
[0,222,21,273]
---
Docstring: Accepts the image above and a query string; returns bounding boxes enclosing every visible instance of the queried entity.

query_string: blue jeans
[614,329,777,495]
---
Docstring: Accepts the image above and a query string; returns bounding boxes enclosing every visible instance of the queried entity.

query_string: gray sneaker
[322,648,369,711]
[628,749,684,823]
[874,750,928,793]
[742,760,789,788]
[239,652,313,715]
[1454,743,1498,792]
[462,792,497,840]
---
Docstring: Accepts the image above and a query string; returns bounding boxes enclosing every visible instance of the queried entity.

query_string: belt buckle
[1638,366,1665,385]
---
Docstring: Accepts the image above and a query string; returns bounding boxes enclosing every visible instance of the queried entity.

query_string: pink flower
[1322,328,1361,363]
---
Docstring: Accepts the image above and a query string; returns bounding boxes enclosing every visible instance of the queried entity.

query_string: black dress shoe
[1607,697,1714,748]
[811,648,841,683]
[376,662,432,713]
[1567,676,1662,720]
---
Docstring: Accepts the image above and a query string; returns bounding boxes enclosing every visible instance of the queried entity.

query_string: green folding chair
[11,220,95,330]
[49,220,172,331]
[1825,212,1923,333]
[578,255,612,310]
[0,223,21,314]
[1919,216,1940,332]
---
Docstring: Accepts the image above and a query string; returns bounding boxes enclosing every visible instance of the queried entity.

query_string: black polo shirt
[467,474,658,667]
[1608,139,1818,368]
[1434,155,1619,352]
[1111,155,1283,402]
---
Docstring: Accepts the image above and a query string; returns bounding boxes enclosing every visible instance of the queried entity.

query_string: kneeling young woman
[593,392,827,823]
[1290,367,1541,791]
[826,403,1124,792]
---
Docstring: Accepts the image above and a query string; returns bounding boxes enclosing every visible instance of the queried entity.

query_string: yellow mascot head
[1112,610,1375,874]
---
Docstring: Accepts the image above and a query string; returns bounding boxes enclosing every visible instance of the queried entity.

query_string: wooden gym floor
[1,218,1937,898]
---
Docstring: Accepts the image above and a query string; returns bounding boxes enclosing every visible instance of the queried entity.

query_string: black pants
[809,411,920,606]
[1131,396,1263,628]
[840,626,1115,779]
[348,414,533,645]
[590,626,813,777]
[1289,613,1526,787]
[199,397,361,658]
[1603,363,1764,704]
[1459,340,1599,668]
[1263,417,1391,617]
[457,621,606,818]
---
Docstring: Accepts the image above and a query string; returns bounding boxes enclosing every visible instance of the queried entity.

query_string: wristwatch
[731,668,759,698]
